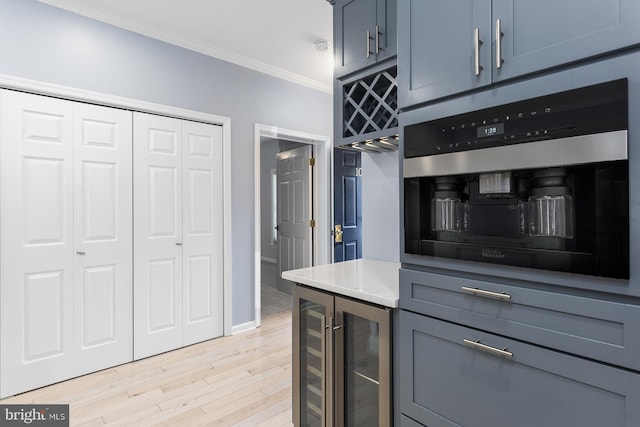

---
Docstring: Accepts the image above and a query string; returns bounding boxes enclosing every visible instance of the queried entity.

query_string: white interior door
[276,145,313,290]
[134,112,183,360]
[0,90,75,397]
[182,121,224,345]
[73,103,133,375]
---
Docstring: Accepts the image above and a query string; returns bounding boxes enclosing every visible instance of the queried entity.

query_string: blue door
[334,149,362,262]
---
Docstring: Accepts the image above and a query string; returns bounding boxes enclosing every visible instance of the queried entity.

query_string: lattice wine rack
[342,66,398,142]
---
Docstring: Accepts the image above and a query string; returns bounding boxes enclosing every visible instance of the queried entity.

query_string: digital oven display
[477,123,505,138]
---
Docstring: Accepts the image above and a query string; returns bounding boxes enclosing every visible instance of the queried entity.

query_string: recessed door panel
[23,111,66,144]
[294,237,307,270]
[81,265,116,348]
[293,178,307,224]
[279,180,292,223]
[23,270,65,361]
[186,254,212,322]
[280,235,293,274]
[188,133,214,158]
[149,166,178,238]
[187,169,212,235]
[149,258,178,331]
[23,157,65,245]
[148,128,178,155]
[82,161,117,241]
[80,118,118,149]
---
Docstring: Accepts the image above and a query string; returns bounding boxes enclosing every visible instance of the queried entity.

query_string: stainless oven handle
[464,339,513,358]
[474,28,483,76]
[403,130,627,178]
[462,286,511,301]
[495,18,503,69]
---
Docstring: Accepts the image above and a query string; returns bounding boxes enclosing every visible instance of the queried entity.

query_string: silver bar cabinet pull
[366,29,371,58]
[464,338,513,358]
[176,242,183,246]
[76,251,86,255]
[461,286,511,301]
[495,18,503,69]
[375,25,380,54]
[473,28,483,76]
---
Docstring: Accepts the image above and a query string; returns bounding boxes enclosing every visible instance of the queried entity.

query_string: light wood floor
[1,311,294,427]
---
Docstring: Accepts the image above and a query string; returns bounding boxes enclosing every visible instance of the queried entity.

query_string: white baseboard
[231,320,258,335]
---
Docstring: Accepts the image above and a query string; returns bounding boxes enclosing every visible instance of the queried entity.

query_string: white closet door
[73,103,133,375]
[182,121,224,345]
[134,112,183,360]
[0,90,75,397]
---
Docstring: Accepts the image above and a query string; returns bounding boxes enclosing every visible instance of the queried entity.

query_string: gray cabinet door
[334,0,397,78]
[494,0,640,82]
[335,0,378,77]
[399,311,640,427]
[398,0,492,109]
[377,0,397,65]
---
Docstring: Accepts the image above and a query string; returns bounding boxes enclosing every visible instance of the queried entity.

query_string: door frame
[254,123,332,326]
[0,73,233,337]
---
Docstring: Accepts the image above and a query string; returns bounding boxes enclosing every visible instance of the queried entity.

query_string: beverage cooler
[292,284,392,427]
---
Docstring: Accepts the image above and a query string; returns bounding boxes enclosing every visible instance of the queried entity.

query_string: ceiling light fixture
[314,39,329,52]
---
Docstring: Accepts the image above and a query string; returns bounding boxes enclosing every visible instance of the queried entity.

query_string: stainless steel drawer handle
[464,338,513,358]
[461,286,511,301]
[366,29,371,58]
[375,25,381,54]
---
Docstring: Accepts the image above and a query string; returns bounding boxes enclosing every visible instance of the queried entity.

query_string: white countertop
[282,258,400,308]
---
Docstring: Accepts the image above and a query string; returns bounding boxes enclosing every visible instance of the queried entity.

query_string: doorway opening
[254,124,332,327]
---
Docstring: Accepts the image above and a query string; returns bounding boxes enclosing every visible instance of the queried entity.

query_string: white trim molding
[254,124,332,327]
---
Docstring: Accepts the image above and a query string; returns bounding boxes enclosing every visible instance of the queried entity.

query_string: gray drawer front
[400,268,640,370]
[399,311,640,427]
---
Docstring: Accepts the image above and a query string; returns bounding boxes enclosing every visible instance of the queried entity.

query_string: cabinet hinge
[309,158,316,166]
[310,219,316,228]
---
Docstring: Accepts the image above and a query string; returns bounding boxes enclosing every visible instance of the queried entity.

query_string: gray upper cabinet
[398,0,640,109]
[398,0,492,109]
[333,0,397,78]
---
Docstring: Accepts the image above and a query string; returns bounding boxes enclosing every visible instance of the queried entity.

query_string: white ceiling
[39,0,335,93]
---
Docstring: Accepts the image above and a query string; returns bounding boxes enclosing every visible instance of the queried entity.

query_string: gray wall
[0,0,333,327]
[362,151,400,262]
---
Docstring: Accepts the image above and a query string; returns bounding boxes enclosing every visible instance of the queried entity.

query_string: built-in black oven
[403,79,629,279]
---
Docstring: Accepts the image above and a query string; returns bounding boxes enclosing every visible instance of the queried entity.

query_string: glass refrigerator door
[335,297,391,426]
[293,286,334,427]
